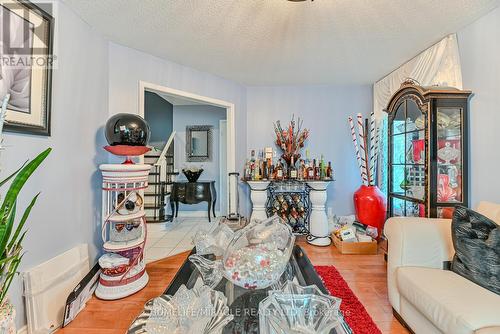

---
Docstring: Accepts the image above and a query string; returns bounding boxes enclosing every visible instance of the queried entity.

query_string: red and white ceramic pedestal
[96,164,151,300]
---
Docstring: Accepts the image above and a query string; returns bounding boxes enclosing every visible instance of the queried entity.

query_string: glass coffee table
[128,245,353,333]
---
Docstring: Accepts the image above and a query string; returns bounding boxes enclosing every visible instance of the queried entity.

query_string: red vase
[353,185,387,240]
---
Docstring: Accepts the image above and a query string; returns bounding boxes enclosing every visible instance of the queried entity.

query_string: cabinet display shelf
[385,81,471,218]
[103,235,146,252]
[95,262,149,300]
[102,182,149,192]
[390,193,425,204]
[106,210,146,222]
[97,163,150,300]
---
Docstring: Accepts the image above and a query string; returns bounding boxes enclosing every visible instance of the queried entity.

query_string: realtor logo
[0,1,55,68]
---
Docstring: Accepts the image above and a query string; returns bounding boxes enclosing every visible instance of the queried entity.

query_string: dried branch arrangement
[273,115,309,165]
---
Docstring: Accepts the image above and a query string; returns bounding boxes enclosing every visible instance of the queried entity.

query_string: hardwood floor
[58,238,409,334]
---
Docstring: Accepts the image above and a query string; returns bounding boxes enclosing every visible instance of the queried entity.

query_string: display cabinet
[385,81,471,218]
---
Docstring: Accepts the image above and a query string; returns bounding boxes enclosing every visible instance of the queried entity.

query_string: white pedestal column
[306,181,332,246]
[246,181,270,222]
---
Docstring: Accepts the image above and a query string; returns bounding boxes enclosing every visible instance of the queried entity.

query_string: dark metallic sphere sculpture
[105,113,151,146]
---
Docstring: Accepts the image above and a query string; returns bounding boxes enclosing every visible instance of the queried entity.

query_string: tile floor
[144,217,218,263]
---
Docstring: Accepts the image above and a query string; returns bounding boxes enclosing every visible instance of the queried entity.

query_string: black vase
[183,169,203,182]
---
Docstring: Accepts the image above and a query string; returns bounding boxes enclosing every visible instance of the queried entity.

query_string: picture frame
[1,0,54,136]
[186,125,213,162]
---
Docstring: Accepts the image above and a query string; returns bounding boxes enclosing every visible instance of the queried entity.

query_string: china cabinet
[385,81,471,218]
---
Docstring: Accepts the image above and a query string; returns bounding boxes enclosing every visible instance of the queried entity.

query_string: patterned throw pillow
[451,206,500,295]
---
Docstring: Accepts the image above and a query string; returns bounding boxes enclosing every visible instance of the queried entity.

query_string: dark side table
[170,181,216,222]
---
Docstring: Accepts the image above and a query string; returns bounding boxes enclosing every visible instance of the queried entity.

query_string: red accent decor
[99,268,146,287]
[353,185,387,239]
[103,145,151,156]
[315,265,381,334]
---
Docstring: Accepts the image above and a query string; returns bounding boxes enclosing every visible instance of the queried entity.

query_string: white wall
[246,85,373,215]
[173,105,226,212]
[458,5,500,206]
[107,43,249,213]
[1,1,109,328]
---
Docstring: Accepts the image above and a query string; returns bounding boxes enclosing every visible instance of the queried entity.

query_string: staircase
[144,132,178,223]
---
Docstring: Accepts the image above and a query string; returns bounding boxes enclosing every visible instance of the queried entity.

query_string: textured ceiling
[63,0,500,85]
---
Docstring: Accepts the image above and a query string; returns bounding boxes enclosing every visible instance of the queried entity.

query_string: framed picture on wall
[0,0,54,136]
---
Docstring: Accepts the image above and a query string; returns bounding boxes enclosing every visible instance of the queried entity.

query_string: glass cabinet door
[389,99,427,217]
[435,107,463,216]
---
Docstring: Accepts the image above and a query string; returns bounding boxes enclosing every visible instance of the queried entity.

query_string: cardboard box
[332,233,378,255]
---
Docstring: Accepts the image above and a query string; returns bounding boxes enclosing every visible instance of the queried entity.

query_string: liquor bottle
[314,159,320,180]
[269,162,275,180]
[298,159,304,181]
[289,156,297,179]
[261,159,267,180]
[307,159,314,180]
[326,161,333,179]
[276,159,284,180]
[319,154,325,179]
[244,159,251,180]
[302,160,309,180]
[255,155,260,180]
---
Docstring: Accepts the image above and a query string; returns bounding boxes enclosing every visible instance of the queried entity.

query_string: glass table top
[128,245,352,334]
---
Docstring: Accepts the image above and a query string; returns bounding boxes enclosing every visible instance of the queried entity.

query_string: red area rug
[315,266,382,334]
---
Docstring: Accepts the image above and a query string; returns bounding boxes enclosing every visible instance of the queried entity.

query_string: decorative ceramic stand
[246,181,270,222]
[96,164,151,300]
[306,181,332,246]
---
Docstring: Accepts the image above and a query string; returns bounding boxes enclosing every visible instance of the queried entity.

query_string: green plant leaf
[0,252,18,267]
[0,162,26,188]
[0,203,15,257]
[1,148,50,210]
[7,194,38,250]
[0,148,51,227]
[0,253,22,305]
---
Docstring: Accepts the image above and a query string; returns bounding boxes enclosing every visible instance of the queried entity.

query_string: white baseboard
[17,325,27,334]
[174,211,221,218]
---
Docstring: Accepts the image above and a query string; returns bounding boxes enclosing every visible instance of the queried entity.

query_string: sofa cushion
[451,206,500,295]
[397,266,500,334]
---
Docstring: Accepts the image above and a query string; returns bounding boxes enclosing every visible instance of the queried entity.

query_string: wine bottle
[298,159,304,181]
[290,156,297,179]
[244,159,251,180]
[319,154,325,179]
[314,159,320,180]
[276,159,284,180]
[327,161,333,179]
[307,159,314,179]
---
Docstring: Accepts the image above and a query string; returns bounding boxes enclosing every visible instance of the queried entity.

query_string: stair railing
[154,131,176,169]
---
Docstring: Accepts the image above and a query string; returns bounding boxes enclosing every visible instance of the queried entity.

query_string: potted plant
[0,148,51,333]
[0,95,51,332]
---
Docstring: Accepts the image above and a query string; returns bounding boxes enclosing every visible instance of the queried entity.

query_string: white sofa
[384,202,500,334]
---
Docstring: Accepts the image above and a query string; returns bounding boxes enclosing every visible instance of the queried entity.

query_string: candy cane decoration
[368,111,376,181]
[357,113,369,185]
[348,116,364,183]
[370,124,381,185]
